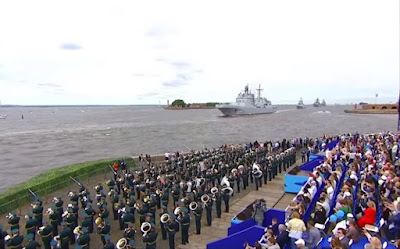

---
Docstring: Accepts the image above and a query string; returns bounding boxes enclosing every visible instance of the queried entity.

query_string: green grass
[0,157,135,214]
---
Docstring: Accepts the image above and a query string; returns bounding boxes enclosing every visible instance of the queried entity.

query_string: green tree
[171,99,187,107]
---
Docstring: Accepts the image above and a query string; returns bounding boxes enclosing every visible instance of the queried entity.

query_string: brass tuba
[201,194,210,203]
[211,187,219,195]
[116,238,128,249]
[221,186,234,196]
[189,202,198,211]
[220,176,230,188]
[141,222,151,237]
[160,213,170,224]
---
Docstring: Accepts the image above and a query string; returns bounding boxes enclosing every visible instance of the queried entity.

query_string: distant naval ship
[296,98,306,109]
[313,98,321,107]
[216,84,277,116]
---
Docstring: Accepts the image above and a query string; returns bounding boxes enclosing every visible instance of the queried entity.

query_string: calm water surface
[0,105,397,192]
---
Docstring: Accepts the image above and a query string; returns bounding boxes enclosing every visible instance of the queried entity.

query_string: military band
[0,143,297,249]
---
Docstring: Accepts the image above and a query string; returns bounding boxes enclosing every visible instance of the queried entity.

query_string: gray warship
[216,84,277,116]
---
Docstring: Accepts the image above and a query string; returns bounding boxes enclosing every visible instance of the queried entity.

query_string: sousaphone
[116,238,128,249]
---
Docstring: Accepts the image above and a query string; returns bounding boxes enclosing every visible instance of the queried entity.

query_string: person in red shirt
[358,199,376,228]
[113,162,118,172]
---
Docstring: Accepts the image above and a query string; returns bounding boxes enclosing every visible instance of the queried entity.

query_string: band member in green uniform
[25,213,38,240]
[96,218,110,246]
[76,227,90,249]
[205,195,214,225]
[49,206,59,236]
[142,223,158,249]
[214,190,222,218]
[38,219,53,249]
[32,201,43,228]
[159,206,168,240]
[58,222,70,249]
[0,224,8,249]
[192,201,203,234]
[7,210,20,232]
[166,214,179,249]
[50,240,60,249]
[124,222,136,248]
[103,234,114,249]
[24,232,40,249]
[84,203,95,233]
[5,229,23,249]
[177,207,190,245]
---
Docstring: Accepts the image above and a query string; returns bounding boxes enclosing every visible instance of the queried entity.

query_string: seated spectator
[334,228,350,249]
[304,220,321,249]
[295,239,308,249]
[276,224,289,249]
[261,237,280,249]
[313,202,327,224]
[287,211,306,249]
[246,242,262,249]
[269,218,279,236]
[346,220,361,243]
[358,199,376,228]
[330,237,345,249]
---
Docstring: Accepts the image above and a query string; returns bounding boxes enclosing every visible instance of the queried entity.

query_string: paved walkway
[177,168,296,249]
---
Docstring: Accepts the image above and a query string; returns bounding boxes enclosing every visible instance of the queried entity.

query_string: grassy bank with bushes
[0,157,135,214]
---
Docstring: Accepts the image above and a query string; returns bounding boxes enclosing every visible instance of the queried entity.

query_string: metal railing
[0,166,115,215]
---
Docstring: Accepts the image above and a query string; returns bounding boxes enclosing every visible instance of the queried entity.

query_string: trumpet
[189,202,198,211]
[156,189,163,196]
[141,222,151,237]
[160,213,170,223]
[5,213,13,219]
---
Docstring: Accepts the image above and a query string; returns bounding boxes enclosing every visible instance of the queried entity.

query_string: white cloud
[0,0,398,105]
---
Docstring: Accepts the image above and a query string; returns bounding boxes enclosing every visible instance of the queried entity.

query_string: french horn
[160,213,170,224]
[73,226,82,236]
[116,238,128,249]
[189,202,198,211]
[141,222,151,237]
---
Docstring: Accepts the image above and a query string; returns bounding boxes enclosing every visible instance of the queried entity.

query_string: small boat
[0,114,7,119]
[296,98,306,109]
[313,98,321,107]
[321,99,326,106]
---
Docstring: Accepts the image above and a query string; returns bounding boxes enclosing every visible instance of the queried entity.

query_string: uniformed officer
[214,191,222,219]
[59,222,70,249]
[109,189,119,220]
[222,188,231,213]
[205,195,214,225]
[166,214,179,249]
[25,213,38,240]
[38,219,53,249]
[177,207,190,245]
[32,201,44,228]
[84,203,95,233]
[171,185,180,208]
[161,188,169,208]
[122,207,134,229]
[7,210,20,232]
[50,239,60,249]
[0,224,7,249]
[123,222,136,248]
[49,206,59,236]
[103,234,114,249]
[96,218,110,245]
[5,228,23,249]
[98,204,109,225]
[65,211,76,244]
[159,206,168,240]
[24,232,40,249]
[145,213,155,226]
[137,201,148,226]
[76,227,90,249]
[53,197,64,223]
[193,201,203,234]
[142,223,158,249]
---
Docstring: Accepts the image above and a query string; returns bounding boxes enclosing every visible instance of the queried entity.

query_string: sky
[0,0,399,105]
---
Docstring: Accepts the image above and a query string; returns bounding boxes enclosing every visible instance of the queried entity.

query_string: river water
[0,105,397,192]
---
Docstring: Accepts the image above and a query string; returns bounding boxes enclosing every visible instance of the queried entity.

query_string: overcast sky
[0,0,398,105]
